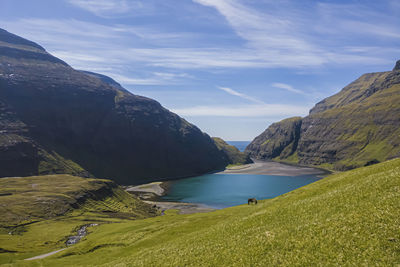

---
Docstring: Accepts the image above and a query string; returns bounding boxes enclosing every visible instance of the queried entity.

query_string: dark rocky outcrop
[0,100,90,177]
[212,137,252,165]
[0,28,229,184]
[393,60,400,71]
[79,70,127,91]
[246,61,400,170]
[245,117,302,161]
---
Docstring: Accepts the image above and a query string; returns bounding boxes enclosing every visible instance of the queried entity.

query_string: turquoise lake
[161,173,320,208]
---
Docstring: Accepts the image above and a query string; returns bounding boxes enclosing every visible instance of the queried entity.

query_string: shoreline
[126,160,328,214]
[125,182,215,214]
[220,159,330,177]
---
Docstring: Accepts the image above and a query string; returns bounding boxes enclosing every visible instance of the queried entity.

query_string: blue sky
[1,0,399,140]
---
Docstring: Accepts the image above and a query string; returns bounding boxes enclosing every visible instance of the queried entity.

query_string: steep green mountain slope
[0,100,90,178]
[246,61,400,170]
[246,117,302,162]
[4,158,398,266]
[0,28,229,184]
[212,137,252,165]
[0,175,156,263]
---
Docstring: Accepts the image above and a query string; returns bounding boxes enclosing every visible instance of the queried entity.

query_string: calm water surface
[161,173,320,208]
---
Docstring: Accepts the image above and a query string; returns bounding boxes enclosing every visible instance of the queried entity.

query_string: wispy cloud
[1,9,396,78]
[0,18,328,72]
[218,86,264,104]
[271,83,306,95]
[193,0,399,68]
[102,72,193,85]
[1,0,398,89]
[171,104,309,117]
[67,0,145,17]
[193,0,315,53]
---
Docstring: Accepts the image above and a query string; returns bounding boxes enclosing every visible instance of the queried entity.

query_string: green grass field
[1,159,400,266]
[0,175,156,265]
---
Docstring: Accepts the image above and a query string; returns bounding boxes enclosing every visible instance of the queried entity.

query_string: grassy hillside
[0,175,156,264]
[298,75,400,170]
[4,158,398,266]
[245,117,302,161]
[212,137,252,165]
[246,63,400,171]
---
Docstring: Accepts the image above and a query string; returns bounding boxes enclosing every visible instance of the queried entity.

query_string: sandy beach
[126,182,165,197]
[220,159,329,176]
[126,182,216,214]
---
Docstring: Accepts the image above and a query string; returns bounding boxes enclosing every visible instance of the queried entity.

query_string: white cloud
[0,18,330,70]
[218,86,264,104]
[171,104,310,117]
[193,0,319,57]
[67,0,141,17]
[271,83,306,95]
[153,72,193,80]
[101,72,193,85]
[1,14,395,76]
[315,2,400,40]
[1,0,398,85]
[193,0,399,68]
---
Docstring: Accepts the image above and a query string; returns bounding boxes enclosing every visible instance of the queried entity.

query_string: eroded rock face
[212,137,252,165]
[245,117,302,161]
[246,61,400,170]
[0,100,39,177]
[0,28,228,184]
[393,60,400,71]
[0,100,90,177]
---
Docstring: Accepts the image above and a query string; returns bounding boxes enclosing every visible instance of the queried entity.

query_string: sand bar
[220,160,329,176]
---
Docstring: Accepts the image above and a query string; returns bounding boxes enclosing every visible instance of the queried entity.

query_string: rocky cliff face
[0,28,228,184]
[393,60,400,71]
[246,62,400,170]
[0,100,90,178]
[245,117,302,161]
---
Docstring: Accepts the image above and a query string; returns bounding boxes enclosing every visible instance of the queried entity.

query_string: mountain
[0,28,229,184]
[246,61,400,170]
[212,137,252,165]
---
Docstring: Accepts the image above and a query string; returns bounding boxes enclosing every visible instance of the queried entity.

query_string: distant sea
[226,141,251,152]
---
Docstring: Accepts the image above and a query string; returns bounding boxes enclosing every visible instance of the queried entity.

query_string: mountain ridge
[246,62,400,170]
[0,28,229,184]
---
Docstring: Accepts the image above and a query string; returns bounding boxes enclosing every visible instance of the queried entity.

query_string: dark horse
[248,198,258,205]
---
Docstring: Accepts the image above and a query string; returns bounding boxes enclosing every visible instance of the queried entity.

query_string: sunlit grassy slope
[246,69,400,171]
[0,175,156,264]
[7,158,396,266]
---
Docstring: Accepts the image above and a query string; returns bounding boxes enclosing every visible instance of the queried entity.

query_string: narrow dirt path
[24,223,97,261]
[24,248,67,260]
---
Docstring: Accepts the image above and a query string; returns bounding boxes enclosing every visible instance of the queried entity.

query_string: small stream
[66,223,98,245]
[25,223,98,261]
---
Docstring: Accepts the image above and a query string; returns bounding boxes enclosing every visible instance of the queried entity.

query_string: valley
[0,159,398,265]
[0,6,399,266]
